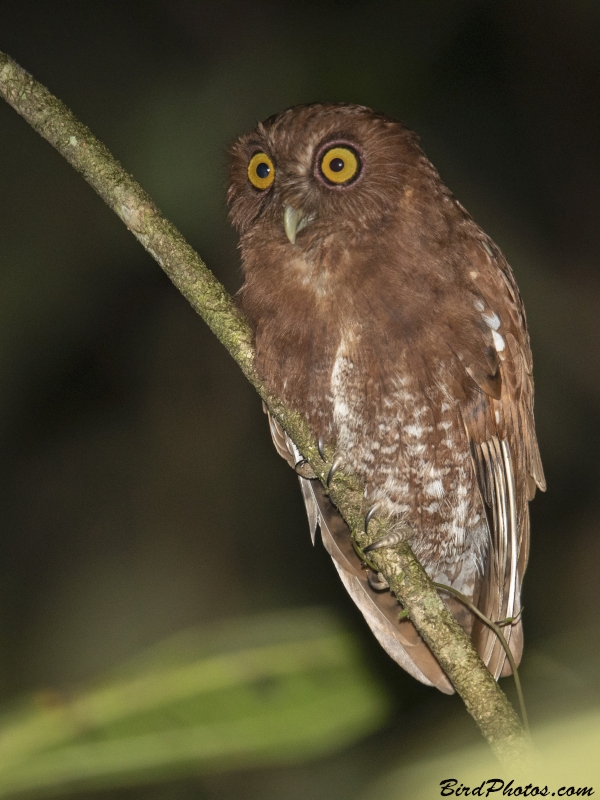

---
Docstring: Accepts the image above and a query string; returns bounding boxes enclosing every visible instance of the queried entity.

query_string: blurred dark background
[0,1,599,797]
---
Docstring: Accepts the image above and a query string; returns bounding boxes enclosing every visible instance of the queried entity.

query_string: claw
[326,455,343,487]
[294,459,317,479]
[364,503,381,533]
[367,570,389,591]
[318,437,326,461]
[364,531,403,553]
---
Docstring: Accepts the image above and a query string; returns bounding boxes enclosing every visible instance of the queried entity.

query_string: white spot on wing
[492,330,505,352]
[482,311,501,330]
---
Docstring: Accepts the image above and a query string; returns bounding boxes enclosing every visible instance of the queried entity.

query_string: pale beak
[283,205,312,245]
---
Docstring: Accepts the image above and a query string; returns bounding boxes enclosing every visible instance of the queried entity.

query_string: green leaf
[0,607,388,797]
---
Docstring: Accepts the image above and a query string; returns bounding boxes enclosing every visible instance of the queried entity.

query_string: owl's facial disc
[283,205,314,245]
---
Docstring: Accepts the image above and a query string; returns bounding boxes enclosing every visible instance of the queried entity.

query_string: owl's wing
[448,247,545,679]
[468,434,525,678]
[265,408,454,694]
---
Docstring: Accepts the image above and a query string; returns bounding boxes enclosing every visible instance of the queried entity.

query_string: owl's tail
[303,476,455,693]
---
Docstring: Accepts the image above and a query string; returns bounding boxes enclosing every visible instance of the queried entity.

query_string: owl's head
[227,103,427,256]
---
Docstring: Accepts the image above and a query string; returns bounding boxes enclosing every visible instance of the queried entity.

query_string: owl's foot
[326,454,343,487]
[318,437,326,461]
[364,502,381,533]
[367,570,389,591]
[294,459,317,479]
[364,531,403,553]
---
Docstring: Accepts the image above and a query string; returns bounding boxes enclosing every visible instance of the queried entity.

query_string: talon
[318,437,326,461]
[326,455,343,487]
[294,459,317,479]
[364,503,381,533]
[364,531,403,553]
[367,570,389,591]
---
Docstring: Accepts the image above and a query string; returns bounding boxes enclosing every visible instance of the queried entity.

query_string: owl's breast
[328,330,486,573]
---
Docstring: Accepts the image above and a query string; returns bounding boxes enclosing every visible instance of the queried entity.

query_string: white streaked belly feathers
[329,336,488,595]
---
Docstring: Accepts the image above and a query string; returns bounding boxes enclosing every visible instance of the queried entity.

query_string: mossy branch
[0,50,530,764]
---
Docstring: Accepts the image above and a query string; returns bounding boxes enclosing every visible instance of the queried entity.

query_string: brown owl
[227,103,545,693]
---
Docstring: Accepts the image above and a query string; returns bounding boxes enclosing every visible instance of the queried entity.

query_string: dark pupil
[256,162,270,179]
[329,157,344,172]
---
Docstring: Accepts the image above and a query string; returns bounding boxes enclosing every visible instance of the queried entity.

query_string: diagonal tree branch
[0,50,530,764]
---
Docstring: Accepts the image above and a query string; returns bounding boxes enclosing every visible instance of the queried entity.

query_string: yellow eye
[320,146,360,185]
[248,152,275,190]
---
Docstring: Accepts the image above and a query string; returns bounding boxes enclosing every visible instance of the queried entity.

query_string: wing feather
[457,249,545,679]
[469,434,521,677]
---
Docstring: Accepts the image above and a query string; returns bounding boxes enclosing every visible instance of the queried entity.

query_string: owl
[227,103,545,693]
